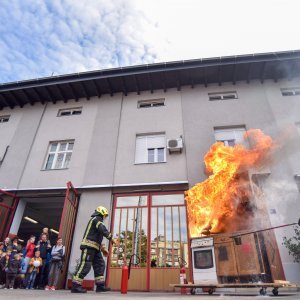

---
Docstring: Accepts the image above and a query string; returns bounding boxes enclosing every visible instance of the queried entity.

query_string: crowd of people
[0,228,65,291]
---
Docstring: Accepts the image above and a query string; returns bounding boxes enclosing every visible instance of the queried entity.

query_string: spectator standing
[0,252,8,288]
[22,236,35,274]
[41,228,50,241]
[10,237,22,258]
[3,237,10,252]
[36,234,51,288]
[26,251,42,290]
[46,237,65,291]
[5,253,21,289]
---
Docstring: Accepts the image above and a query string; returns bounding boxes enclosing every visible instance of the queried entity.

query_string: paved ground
[0,289,300,300]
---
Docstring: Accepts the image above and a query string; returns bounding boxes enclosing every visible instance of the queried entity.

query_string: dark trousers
[0,269,6,285]
[27,271,37,289]
[48,261,62,287]
[6,273,17,289]
[73,248,105,286]
[38,260,49,288]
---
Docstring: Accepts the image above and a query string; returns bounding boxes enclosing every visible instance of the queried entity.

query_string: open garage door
[58,181,79,288]
[0,189,18,240]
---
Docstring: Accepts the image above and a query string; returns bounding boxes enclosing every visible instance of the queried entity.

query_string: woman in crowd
[22,236,36,272]
[46,237,65,291]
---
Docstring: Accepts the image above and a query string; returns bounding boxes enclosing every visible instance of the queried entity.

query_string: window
[57,107,82,117]
[0,115,10,123]
[208,91,238,101]
[281,88,300,96]
[138,99,165,108]
[111,192,188,268]
[135,134,166,164]
[44,140,74,170]
[214,127,246,147]
[194,249,214,269]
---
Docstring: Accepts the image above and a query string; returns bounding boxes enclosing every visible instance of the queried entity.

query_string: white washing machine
[191,237,218,284]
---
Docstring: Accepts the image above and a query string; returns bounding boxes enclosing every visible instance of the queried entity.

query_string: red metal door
[57,181,79,288]
[0,189,18,241]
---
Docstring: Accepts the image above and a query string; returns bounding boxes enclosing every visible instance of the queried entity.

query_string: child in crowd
[5,253,21,289]
[26,251,42,290]
[10,237,22,258]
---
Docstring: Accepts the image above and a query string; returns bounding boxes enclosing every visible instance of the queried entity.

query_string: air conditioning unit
[167,138,183,153]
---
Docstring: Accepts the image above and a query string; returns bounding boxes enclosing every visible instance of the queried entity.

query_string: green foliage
[115,230,148,265]
[282,226,300,263]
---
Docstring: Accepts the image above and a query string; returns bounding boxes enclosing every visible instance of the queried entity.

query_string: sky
[0,0,300,83]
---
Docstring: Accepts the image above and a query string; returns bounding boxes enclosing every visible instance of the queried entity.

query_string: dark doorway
[17,196,64,245]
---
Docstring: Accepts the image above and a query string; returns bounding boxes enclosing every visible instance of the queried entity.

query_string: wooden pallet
[170,282,300,296]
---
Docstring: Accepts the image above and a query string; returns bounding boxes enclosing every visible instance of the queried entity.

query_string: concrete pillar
[10,198,27,235]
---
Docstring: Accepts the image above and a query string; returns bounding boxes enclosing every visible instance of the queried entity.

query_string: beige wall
[114,90,187,185]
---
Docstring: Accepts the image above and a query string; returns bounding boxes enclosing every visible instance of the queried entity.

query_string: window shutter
[135,136,148,164]
[214,128,246,145]
[147,135,165,149]
[135,135,166,164]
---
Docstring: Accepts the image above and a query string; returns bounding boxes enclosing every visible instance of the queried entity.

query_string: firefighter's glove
[100,244,109,257]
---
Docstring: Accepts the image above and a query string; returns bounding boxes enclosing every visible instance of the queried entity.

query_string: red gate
[0,189,18,241]
[58,181,79,288]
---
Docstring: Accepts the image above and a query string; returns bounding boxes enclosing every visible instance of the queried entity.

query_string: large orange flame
[185,129,276,237]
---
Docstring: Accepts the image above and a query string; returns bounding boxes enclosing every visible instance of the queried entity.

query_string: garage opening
[6,182,79,289]
[17,196,65,244]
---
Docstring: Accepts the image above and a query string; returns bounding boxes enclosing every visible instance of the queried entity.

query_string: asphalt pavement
[0,289,300,300]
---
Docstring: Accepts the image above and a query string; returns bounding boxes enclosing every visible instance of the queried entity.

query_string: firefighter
[71,206,117,293]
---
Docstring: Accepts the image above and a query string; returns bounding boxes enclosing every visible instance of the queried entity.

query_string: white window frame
[137,98,165,108]
[214,127,247,147]
[281,88,300,96]
[135,134,166,164]
[208,91,238,101]
[0,115,10,123]
[43,140,74,170]
[57,107,82,117]
[147,147,165,163]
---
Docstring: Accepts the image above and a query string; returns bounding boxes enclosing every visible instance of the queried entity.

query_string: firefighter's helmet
[96,206,109,217]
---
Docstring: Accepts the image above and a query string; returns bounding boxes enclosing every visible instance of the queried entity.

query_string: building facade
[0,51,300,290]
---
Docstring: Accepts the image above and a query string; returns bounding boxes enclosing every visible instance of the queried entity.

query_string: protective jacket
[80,213,112,251]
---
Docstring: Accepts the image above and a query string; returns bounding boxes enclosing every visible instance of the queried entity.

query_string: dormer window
[209,91,238,101]
[281,88,300,96]
[0,115,10,123]
[138,99,165,108]
[57,107,82,117]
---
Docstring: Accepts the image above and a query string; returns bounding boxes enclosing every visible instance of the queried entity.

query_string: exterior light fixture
[24,216,38,224]
[50,228,59,235]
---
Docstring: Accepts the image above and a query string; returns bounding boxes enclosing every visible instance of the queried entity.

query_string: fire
[185,129,276,237]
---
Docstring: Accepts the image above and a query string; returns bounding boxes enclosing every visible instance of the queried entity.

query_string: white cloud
[0,0,163,82]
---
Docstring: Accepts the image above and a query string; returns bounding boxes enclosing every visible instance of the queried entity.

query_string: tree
[282,226,300,263]
[114,230,148,267]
